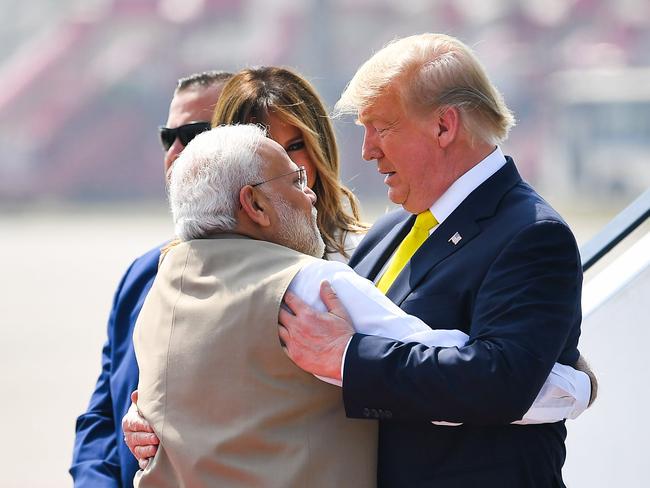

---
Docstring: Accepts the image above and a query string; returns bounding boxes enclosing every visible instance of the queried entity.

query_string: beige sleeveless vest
[133,235,377,488]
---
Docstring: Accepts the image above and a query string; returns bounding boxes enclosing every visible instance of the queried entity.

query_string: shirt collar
[430,146,506,225]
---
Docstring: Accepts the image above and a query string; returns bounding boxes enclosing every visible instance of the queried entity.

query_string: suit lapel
[385,158,522,306]
[386,216,480,305]
[354,213,415,281]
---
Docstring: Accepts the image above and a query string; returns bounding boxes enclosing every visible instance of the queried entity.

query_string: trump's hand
[278,281,354,381]
[122,390,159,470]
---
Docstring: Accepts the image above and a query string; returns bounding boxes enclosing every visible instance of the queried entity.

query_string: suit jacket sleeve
[342,219,583,424]
[70,263,135,488]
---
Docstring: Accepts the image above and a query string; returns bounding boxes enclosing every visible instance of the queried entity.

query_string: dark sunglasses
[158,121,211,151]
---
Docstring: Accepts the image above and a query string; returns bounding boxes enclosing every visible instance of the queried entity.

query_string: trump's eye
[373,119,397,136]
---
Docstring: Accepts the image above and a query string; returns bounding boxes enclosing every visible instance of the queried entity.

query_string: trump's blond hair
[336,33,515,146]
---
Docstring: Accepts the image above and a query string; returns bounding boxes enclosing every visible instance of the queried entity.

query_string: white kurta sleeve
[286,260,590,424]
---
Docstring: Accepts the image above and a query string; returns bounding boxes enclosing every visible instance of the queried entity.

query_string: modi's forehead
[258,138,294,167]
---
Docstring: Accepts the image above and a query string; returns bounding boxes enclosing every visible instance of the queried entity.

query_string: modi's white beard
[270,195,325,258]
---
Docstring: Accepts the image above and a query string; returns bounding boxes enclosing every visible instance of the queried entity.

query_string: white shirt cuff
[314,335,353,388]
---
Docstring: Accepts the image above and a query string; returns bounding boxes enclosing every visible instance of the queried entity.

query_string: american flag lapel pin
[449,232,462,245]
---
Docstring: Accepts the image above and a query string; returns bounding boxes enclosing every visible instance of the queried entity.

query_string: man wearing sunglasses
[70,70,232,488]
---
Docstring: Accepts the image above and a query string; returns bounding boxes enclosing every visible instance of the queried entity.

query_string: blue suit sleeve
[342,220,583,424]
[70,264,134,488]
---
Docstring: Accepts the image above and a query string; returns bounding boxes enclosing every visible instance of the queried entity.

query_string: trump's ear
[239,185,272,227]
[435,106,460,148]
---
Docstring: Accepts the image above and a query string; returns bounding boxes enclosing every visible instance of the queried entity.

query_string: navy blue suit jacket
[70,245,160,488]
[345,159,582,487]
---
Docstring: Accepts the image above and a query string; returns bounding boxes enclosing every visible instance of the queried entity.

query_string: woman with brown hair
[212,66,367,261]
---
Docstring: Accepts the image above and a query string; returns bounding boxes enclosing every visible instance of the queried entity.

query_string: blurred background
[1,0,649,486]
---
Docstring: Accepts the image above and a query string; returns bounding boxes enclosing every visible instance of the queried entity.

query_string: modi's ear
[435,106,460,148]
[239,185,271,227]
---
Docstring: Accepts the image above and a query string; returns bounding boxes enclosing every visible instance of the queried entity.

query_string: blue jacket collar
[355,157,521,305]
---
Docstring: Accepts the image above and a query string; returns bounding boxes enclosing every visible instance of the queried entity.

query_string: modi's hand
[122,390,160,470]
[278,281,354,381]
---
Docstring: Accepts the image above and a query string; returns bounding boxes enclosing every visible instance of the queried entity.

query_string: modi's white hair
[168,124,266,240]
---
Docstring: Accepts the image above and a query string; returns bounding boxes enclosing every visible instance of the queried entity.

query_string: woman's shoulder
[325,229,367,263]
[342,230,366,252]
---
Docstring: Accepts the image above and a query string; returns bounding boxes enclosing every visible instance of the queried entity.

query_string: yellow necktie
[376,210,438,294]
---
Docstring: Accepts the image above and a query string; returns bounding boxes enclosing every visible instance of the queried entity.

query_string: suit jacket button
[363,408,370,418]
[370,408,379,418]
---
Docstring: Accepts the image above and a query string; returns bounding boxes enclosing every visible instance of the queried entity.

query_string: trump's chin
[387,186,407,207]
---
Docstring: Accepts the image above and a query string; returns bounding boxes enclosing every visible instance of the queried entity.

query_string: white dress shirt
[429,145,506,226]
[287,259,590,425]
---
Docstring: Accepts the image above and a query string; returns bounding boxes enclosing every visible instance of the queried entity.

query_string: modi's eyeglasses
[158,121,211,151]
[251,167,307,191]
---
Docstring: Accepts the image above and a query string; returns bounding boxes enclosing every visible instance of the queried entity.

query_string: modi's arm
[286,257,589,424]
